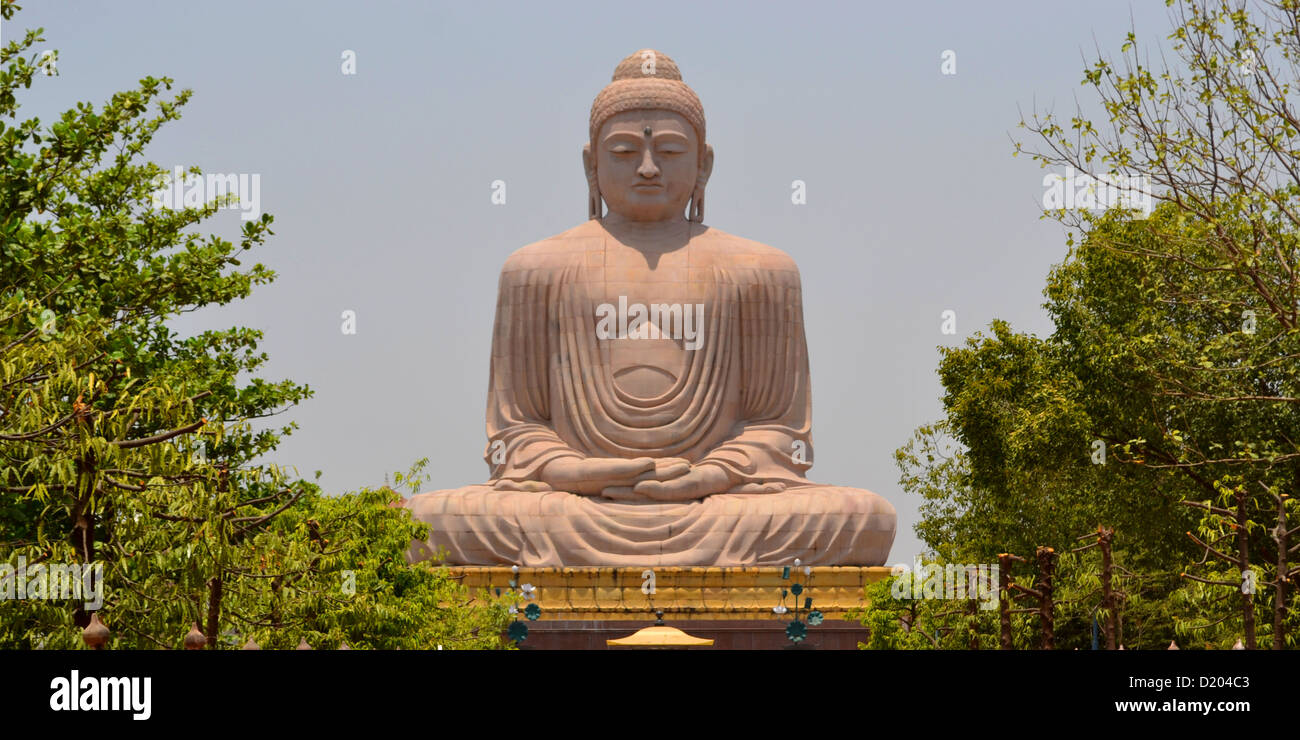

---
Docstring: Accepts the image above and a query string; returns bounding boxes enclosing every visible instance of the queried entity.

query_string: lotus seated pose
[401,50,895,567]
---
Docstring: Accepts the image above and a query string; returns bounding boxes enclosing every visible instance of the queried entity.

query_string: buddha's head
[585,50,714,223]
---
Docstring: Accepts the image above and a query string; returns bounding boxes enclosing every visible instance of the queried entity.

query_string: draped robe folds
[403,220,896,566]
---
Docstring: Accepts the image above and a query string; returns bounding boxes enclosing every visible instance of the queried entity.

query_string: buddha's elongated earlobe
[590,181,603,221]
[583,143,602,220]
[689,144,714,223]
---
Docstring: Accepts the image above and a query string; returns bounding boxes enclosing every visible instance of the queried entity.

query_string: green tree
[1016,0,1300,648]
[888,0,1300,649]
[850,563,1002,650]
[0,2,511,649]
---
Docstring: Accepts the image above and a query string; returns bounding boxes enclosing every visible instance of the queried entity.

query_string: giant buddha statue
[402,50,895,567]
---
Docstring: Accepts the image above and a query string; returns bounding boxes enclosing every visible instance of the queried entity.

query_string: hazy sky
[11,1,1178,565]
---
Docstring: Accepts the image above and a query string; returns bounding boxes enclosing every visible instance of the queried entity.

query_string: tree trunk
[205,573,223,649]
[1036,546,1056,650]
[966,595,980,650]
[69,452,97,629]
[1273,492,1288,651]
[998,553,1013,650]
[1236,490,1255,649]
[1098,527,1118,650]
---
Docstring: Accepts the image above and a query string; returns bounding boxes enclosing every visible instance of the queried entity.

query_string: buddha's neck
[600,214,692,250]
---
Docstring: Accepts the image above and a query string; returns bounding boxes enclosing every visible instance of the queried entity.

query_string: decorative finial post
[503,565,540,646]
[775,560,823,646]
[82,612,109,650]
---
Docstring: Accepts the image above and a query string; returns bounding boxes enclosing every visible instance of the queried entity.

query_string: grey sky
[14,0,1176,565]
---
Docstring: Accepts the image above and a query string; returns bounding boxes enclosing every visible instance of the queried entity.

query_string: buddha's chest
[588,245,712,399]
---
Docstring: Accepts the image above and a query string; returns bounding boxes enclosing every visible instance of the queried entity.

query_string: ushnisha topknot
[589,49,705,160]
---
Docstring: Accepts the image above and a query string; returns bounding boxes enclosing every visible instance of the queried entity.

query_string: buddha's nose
[637,148,660,178]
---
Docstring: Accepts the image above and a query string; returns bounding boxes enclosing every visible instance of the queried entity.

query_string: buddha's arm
[483,257,585,485]
[692,259,815,491]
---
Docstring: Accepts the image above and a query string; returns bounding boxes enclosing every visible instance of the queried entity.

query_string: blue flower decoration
[807,610,824,626]
[781,566,790,579]
[524,602,541,621]
[786,620,807,643]
[507,621,528,643]
[790,583,803,596]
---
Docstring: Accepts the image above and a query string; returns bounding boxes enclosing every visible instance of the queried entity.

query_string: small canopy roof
[607,624,713,649]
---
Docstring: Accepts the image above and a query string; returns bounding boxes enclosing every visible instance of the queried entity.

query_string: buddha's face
[591,110,706,222]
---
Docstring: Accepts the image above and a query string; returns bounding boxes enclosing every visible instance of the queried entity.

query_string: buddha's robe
[403,219,895,566]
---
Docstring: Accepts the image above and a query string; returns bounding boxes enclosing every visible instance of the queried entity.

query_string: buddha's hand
[629,463,738,501]
[595,458,691,500]
[541,457,689,496]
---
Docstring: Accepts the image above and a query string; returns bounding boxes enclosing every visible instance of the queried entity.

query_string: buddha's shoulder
[499,221,800,272]
[690,226,800,272]
[501,220,605,270]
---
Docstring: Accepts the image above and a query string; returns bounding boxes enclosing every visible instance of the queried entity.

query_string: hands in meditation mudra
[402,50,895,566]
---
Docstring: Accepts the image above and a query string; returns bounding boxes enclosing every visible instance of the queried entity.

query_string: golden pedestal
[448,566,892,621]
